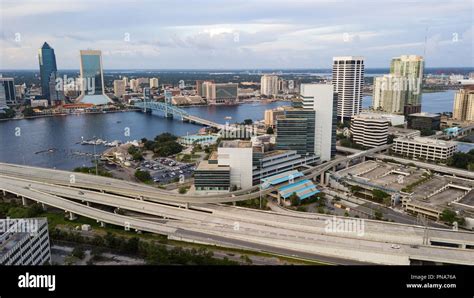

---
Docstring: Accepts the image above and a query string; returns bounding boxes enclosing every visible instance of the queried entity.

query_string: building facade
[392,137,457,161]
[276,108,315,155]
[0,78,16,107]
[300,83,337,161]
[38,42,58,105]
[260,74,279,97]
[217,140,254,189]
[113,80,126,98]
[453,85,474,122]
[407,112,441,131]
[351,114,390,147]
[77,50,112,105]
[149,78,159,89]
[332,56,364,122]
[373,55,424,115]
[0,218,51,265]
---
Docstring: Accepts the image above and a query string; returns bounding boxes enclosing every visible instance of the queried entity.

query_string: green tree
[22,106,35,117]
[289,193,300,206]
[243,119,253,125]
[439,209,457,224]
[266,127,274,134]
[71,246,85,259]
[178,186,188,194]
[135,169,152,182]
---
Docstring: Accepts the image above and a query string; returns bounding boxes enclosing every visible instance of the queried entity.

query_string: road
[2,175,474,265]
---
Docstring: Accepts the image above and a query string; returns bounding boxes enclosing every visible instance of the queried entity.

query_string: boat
[224,116,232,120]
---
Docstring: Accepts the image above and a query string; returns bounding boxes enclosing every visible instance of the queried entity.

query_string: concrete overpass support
[100,222,106,228]
[68,212,77,221]
[320,173,325,185]
[41,203,47,211]
[21,196,26,206]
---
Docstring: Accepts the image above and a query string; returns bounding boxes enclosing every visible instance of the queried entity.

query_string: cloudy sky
[0,0,472,69]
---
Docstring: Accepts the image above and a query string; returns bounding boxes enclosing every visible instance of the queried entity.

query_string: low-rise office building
[392,137,457,161]
[194,152,231,191]
[407,112,441,131]
[351,114,390,147]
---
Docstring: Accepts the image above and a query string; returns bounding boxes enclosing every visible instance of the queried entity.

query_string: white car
[391,244,401,249]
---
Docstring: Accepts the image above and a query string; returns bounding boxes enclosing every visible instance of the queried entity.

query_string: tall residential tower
[332,56,364,123]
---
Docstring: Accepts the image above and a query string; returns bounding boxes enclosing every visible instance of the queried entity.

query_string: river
[0,101,290,170]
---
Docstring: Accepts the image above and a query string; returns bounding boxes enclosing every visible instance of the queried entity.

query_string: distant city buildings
[453,85,474,122]
[76,50,112,105]
[372,55,424,115]
[351,114,390,148]
[332,56,364,122]
[149,78,159,88]
[264,108,285,127]
[0,218,51,265]
[201,82,238,105]
[0,78,16,107]
[260,74,279,97]
[113,79,126,98]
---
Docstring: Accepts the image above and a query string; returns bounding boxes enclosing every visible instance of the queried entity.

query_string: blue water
[0,101,290,170]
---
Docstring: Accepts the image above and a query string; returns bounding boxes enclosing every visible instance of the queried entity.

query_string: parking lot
[138,157,195,184]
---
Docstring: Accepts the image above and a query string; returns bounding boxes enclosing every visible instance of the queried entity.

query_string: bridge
[134,101,223,129]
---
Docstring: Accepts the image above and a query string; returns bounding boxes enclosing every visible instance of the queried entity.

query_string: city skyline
[1,0,473,70]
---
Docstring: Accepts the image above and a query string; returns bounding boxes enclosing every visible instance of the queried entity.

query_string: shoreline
[0,108,141,122]
[0,100,290,122]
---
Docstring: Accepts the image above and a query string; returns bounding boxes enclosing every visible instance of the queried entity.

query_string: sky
[0,0,473,69]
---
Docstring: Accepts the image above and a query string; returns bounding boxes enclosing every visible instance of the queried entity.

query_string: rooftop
[408,112,440,118]
[394,136,457,147]
[196,160,230,171]
[220,140,252,148]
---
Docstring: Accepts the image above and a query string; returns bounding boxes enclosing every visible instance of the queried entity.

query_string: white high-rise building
[122,76,128,87]
[300,83,337,161]
[332,56,364,122]
[113,80,126,98]
[217,140,253,189]
[260,75,279,96]
[150,78,159,88]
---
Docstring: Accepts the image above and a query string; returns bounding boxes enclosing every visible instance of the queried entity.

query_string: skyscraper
[38,42,58,105]
[113,80,126,98]
[260,74,279,97]
[332,56,364,123]
[373,55,424,115]
[149,78,159,88]
[453,85,474,122]
[77,50,112,105]
[0,78,16,107]
[300,84,337,161]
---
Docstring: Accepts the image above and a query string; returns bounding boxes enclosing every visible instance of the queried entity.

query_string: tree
[22,106,35,117]
[266,127,274,134]
[179,186,188,194]
[71,246,85,259]
[243,119,253,125]
[289,193,300,206]
[135,169,152,182]
[132,152,144,161]
[440,209,457,224]
[350,185,362,194]
[372,189,390,202]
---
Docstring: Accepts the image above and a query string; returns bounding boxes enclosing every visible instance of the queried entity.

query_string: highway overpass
[1,174,473,265]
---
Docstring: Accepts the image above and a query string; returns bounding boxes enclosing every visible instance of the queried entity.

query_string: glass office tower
[38,42,57,105]
[78,50,111,105]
